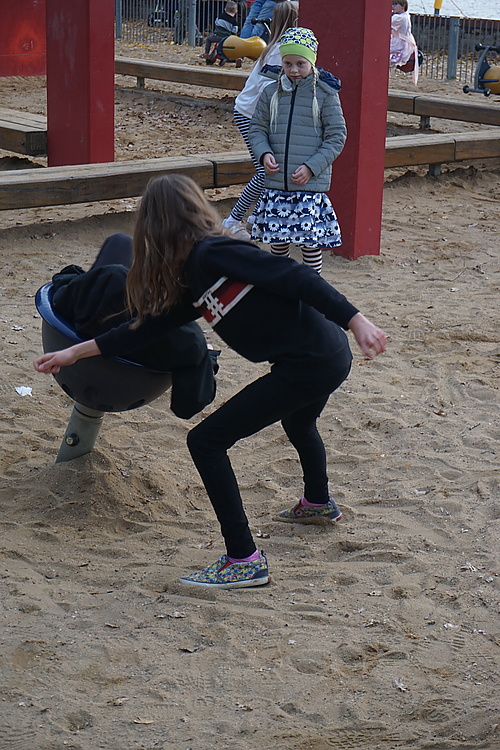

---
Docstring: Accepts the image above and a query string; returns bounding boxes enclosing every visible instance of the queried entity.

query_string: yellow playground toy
[463,43,500,97]
[206,35,266,67]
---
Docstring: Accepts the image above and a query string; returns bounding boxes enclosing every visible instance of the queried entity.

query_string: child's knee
[187,423,206,459]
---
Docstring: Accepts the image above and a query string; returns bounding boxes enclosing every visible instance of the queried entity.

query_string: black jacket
[51,264,216,419]
[95,237,357,385]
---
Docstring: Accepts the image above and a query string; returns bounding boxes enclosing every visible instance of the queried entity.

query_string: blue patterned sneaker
[274,496,342,525]
[179,552,269,589]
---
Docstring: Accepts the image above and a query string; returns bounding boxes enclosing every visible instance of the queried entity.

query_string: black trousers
[187,351,352,558]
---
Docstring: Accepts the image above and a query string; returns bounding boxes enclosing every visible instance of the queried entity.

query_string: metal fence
[115,3,500,85]
[411,14,500,82]
[115,0,247,45]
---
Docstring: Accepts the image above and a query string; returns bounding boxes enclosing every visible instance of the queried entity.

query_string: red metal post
[45,0,115,166]
[0,0,46,77]
[300,0,391,258]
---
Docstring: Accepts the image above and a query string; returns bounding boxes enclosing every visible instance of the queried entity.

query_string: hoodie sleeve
[195,237,359,329]
[95,301,199,359]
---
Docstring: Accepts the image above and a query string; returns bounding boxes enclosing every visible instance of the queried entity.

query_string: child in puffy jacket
[248,27,346,274]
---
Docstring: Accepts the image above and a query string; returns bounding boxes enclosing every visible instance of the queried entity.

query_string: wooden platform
[1,132,499,211]
[115,57,500,128]
[0,107,47,156]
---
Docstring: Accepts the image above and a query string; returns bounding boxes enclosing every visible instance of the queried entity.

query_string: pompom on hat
[279,27,318,66]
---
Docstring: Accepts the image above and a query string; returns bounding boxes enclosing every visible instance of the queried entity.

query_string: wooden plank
[209,150,253,187]
[385,134,456,168]
[2,135,499,211]
[0,120,47,155]
[115,57,247,92]
[387,91,416,114]
[0,106,47,155]
[0,107,47,128]
[115,60,500,127]
[413,97,500,127]
[453,130,500,160]
[0,155,215,210]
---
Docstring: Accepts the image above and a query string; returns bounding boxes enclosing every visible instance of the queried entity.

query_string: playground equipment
[397,49,424,74]
[206,34,266,67]
[35,283,172,463]
[463,44,500,97]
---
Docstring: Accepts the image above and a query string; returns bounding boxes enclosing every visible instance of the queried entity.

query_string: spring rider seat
[36,283,172,463]
[463,43,500,96]
[206,35,266,66]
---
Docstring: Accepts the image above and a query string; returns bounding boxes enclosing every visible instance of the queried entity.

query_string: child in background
[248,27,346,274]
[203,0,240,62]
[390,0,419,84]
[240,0,280,40]
[34,175,387,590]
[222,0,298,240]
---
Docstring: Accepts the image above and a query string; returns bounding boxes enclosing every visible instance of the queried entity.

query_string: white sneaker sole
[179,574,270,588]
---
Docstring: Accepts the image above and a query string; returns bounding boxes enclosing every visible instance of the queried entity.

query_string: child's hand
[34,340,100,374]
[291,164,313,186]
[347,313,387,359]
[34,347,78,374]
[263,153,279,174]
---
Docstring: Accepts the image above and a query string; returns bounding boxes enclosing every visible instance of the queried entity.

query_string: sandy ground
[0,41,499,750]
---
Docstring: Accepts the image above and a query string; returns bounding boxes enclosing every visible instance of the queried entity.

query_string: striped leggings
[230,110,266,222]
[232,109,323,274]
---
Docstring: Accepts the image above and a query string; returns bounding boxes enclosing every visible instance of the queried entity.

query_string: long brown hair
[260,1,299,66]
[127,175,221,324]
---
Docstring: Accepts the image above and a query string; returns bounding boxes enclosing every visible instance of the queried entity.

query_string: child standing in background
[390,0,419,84]
[222,0,299,240]
[248,27,346,274]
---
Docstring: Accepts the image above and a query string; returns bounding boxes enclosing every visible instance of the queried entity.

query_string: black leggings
[187,352,351,558]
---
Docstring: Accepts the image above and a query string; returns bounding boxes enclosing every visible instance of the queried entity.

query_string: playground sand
[0,49,499,750]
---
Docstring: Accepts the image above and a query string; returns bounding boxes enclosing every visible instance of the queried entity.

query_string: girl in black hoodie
[35,175,387,589]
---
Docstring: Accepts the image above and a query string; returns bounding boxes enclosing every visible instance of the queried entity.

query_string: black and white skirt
[251,189,342,249]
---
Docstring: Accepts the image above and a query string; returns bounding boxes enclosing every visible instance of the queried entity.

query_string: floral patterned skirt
[251,189,342,249]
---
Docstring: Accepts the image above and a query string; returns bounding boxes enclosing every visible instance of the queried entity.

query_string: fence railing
[115,1,245,45]
[114,3,500,84]
[411,14,500,82]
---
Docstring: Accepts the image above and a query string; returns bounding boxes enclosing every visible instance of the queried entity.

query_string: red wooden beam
[0,0,46,77]
[45,0,114,166]
[300,0,391,258]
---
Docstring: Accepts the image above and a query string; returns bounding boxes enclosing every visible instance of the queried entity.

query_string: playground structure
[463,43,500,96]
[205,34,266,67]
[36,283,172,462]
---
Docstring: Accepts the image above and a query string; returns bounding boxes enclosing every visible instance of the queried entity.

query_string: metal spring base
[56,403,105,463]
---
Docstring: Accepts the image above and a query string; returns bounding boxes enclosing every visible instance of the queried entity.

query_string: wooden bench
[115,58,500,128]
[0,107,47,156]
[385,129,500,175]
[0,151,254,210]
[115,56,248,92]
[388,91,500,129]
[1,132,499,211]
